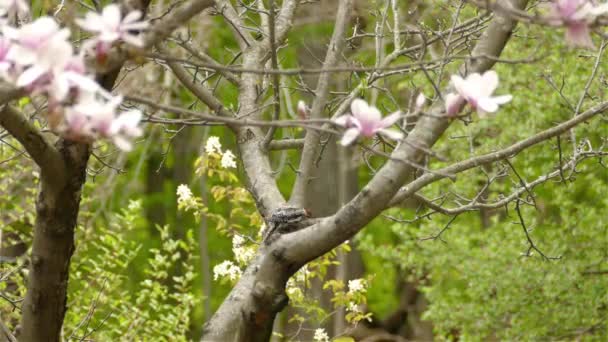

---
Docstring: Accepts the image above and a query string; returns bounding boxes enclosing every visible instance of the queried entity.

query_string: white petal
[17,65,45,87]
[477,97,499,113]
[378,129,404,141]
[112,135,133,151]
[415,93,426,108]
[121,21,150,31]
[76,14,104,32]
[102,4,122,28]
[340,128,360,146]
[122,10,143,24]
[334,115,352,127]
[481,70,499,95]
[492,94,512,105]
[350,98,369,117]
[450,74,467,96]
[379,111,401,128]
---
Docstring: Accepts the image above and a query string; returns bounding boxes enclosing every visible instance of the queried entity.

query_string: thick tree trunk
[18,141,89,342]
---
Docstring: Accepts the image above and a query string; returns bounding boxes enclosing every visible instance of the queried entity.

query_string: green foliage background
[1,1,607,341]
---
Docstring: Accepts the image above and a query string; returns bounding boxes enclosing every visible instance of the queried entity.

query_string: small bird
[262,206,311,244]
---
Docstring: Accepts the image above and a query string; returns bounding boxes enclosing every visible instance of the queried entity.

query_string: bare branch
[390,101,608,206]
[290,0,354,207]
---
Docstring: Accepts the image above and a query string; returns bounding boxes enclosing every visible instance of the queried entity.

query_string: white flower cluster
[232,234,256,266]
[176,184,198,209]
[313,328,330,342]
[347,278,367,294]
[0,2,148,150]
[347,302,363,314]
[204,136,237,169]
[212,260,241,281]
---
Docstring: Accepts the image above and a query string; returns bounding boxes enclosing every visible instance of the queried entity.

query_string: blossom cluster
[212,260,241,281]
[204,136,237,169]
[347,278,367,294]
[0,2,148,150]
[232,234,256,265]
[547,0,608,49]
[313,328,330,342]
[445,70,512,117]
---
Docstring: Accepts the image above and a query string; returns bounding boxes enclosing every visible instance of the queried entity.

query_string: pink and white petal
[565,23,595,49]
[122,10,143,24]
[102,4,122,28]
[121,21,149,31]
[16,65,46,88]
[445,93,464,116]
[477,97,499,113]
[66,72,101,93]
[481,70,499,95]
[112,135,134,151]
[450,74,466,95]
[379,111,401,128]
[350,98,369,118]
[340,127,361,146]
[357,105,382,125]
[378,128,404,141]
[75,15,104,32]
[50,78,70,101]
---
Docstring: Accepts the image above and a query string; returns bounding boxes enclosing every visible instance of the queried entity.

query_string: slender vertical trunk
[18,141,89,342]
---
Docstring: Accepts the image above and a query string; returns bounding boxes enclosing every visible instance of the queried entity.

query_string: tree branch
[281,0,530,266]
[389,100,608,206]
[0,106,65,186]
[290,0,354,207]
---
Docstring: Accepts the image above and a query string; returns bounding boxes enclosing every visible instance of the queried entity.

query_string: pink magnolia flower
[3,17,70,65]
[415,93,426,110]
[77,4,149,59]
[334,99,404,146]
[3,17,74,91]
[445,71,512,117]
[64,95,142,151]
[297,100,308,119]
[547,0,608,48]
[48,54,101,102]
[109,110,143,151]
[63,95,121,139]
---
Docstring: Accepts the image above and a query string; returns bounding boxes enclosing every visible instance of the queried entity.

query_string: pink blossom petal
[565,22,595,49]
[379,111,401,128]
[17,65,45,88]
[340,127,360,146]
[445,93,464,117]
